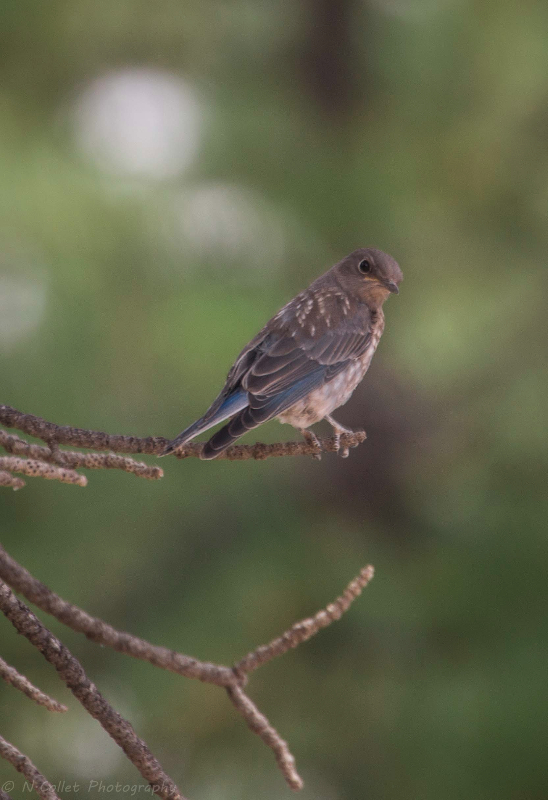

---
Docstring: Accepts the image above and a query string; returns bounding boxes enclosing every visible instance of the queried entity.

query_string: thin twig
[0,581,186,800]
[0,656,67,712]
[235,565,375,675]
[0,404,366,461]
[0,405,167,453]
[0,431,48,460]
[0,470,25,490]
[226,683,303,790]
[173,431,366,460]
[51,451,163,479]
[0,734,61,800]
[0,431,162,481]
[0,544,234,686]
[0,457,87,487]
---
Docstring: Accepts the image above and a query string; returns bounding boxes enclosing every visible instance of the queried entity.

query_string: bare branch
[235,565,375,675]
[226,683,303,790]
[0,431,53,460]
[0,542,375,791]
[0,457,87,487]
[0,581,186,800]
[0,470,25,490]
[0,431,162,481]
[173,431,366,460]
[0,735,61,800]
[0,789,14,800]
[0,404,366,462]
[0,656,67,712]
[0,405,165,454]
[0,544,234,686]
[52,451,163,480]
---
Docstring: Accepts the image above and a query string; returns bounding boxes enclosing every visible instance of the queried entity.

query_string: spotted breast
[277,309,385,429]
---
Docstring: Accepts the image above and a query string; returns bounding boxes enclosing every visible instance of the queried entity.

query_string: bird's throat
[363,284,391,310]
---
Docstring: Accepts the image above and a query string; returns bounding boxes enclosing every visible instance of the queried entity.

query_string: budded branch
[0,405,366,490]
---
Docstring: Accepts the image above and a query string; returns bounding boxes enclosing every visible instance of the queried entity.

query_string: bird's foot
[325,415,354,458]
[332,432,350,458]
[301,429,323,460]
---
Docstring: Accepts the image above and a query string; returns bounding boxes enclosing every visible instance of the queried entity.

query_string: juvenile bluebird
[162,248,402,460]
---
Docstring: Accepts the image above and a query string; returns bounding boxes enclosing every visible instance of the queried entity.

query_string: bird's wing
[199,300,373,458]
[165,290,373,456]
[240,299,373,422]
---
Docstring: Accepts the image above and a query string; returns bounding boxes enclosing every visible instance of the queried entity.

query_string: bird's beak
[384,280,399,294]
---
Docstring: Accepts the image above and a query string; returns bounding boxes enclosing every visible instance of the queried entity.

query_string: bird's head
[336,248,403,307]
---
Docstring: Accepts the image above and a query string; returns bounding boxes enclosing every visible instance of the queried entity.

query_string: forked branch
[0,542,374,793]
[234,565,374,675]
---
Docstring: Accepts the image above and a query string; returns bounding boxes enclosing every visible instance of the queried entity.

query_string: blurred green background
[1,1,547,798]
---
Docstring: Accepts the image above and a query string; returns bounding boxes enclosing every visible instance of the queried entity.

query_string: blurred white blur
[171,182,287,272]
[73,68,203,179]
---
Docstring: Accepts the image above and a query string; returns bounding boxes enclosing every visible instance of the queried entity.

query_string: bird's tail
[200,406,264,459]
[200,372,327,459]
[160,392,248,456]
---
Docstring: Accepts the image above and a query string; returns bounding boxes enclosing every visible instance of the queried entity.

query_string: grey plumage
[162,248,402,459]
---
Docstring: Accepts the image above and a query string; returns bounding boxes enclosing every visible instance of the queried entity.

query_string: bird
[162,248,402,460]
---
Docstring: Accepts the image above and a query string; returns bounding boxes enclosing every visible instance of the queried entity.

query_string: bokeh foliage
[1,1,547,798]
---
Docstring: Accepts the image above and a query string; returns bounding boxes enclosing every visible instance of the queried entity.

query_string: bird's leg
[299,428,323,460]
[325,415,355,458]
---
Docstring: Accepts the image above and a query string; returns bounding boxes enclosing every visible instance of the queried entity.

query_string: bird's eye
[358,259,371,274]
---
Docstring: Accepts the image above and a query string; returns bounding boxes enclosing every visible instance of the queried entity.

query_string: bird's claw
[325,415,356,458]
[302,424,357,460]
[302,430,323,460]
[331,429,351,458]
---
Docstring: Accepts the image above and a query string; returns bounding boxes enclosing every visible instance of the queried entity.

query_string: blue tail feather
[161,391,248,455]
